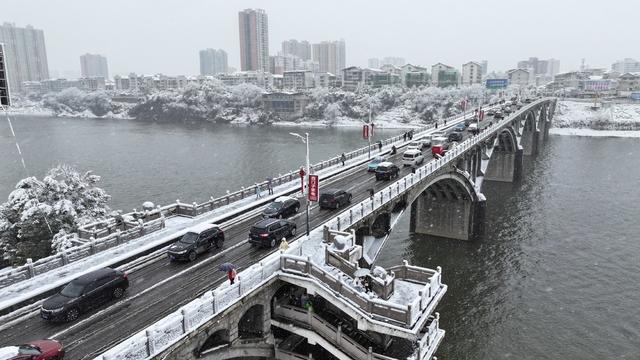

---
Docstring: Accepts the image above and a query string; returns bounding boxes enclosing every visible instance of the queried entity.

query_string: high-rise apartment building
[312,40,346,75]
[238,8,269,72]
[479,60,488,76]
[368,58,380,69]
[80,53,109,79]
[612,58,640,73]
[282,40,311,61]
[199,49,228,75]
[0,43,10,106]
[0,23,49,91]
[381,57,406,67]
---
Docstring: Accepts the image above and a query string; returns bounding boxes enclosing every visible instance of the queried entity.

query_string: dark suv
[168,223,224,262]
[319,189,352,210]
[262,196,300,219]
[249,219,296,248]
[448,131,463,142]
[375,162,400,181]
[41,267,129,322]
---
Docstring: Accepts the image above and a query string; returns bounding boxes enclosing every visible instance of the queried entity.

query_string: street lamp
[289,132,311,236]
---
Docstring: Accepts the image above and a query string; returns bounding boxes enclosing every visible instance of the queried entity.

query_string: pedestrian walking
[444,119,447,125]
[227,268,237,285]
[435,122,438,129]
[341,153,346,166]
[411,164,417,174]
[368,188,374,200]
[255,183,262,199]
[267,178,274,195]
[403,132,407,141]
[279,237,289,251]
[377,140,383,152]
[409,130,413,140]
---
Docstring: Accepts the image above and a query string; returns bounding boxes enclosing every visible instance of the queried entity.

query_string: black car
[167,223,224,262]
[486,109,496,116]
[40,267,129,322]
[249,219,297,248]
[319,189,352,210]
[448,131,463,142]
[262,196,300,219]
[375,162,400,181]
[494,110,504,119]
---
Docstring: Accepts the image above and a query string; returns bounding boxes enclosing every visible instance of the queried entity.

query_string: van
[402,149,424,167]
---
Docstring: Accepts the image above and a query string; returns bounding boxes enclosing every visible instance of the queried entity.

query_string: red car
[0,339,64,359]
[431,136,449,156]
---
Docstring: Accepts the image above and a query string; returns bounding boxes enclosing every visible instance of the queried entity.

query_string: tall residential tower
[238,9,269,72]
[80,53,109,79]
[0,23,49,91]
[312,40,346,75]
[199,49,228,75]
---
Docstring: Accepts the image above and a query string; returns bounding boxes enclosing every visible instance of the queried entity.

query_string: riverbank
[554,100,640,131]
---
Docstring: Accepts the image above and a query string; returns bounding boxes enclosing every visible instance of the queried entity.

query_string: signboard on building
[485,79,508,89]
[308,175,319,201]
[0,43,10,107]
[631,92,640,100]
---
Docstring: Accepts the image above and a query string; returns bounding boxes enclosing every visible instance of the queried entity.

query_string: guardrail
[95,99,545,359]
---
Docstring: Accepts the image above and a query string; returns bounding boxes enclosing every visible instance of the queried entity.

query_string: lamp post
[290,132,311,236]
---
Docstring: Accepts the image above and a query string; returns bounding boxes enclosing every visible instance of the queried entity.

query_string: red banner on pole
[362,124,369,139]
[308,175,319,202]
[299,167,306,195]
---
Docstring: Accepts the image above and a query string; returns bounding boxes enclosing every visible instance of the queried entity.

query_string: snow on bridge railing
[94,102,532,359]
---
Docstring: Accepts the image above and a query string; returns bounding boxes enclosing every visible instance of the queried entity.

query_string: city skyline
[1,0,638,78]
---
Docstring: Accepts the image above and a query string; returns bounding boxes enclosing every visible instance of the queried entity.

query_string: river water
[2,116,639,359]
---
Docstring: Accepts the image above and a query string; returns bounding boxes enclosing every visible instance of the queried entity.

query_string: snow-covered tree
[0,165,111,266]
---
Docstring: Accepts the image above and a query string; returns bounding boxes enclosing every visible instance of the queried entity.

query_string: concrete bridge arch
[409,171,485,241]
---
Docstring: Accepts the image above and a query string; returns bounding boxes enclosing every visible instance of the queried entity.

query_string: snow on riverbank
[554,100,640,131]
[275,108,427,129]
[550,128,640,138]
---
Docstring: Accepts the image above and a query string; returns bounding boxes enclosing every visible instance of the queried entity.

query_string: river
[1,116,639,359]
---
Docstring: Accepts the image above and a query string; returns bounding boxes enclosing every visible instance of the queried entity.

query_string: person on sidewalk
[267,178,274,195]
[279,237,289,251]
[341,153,346,166]
[255,183,262,199]
[227,268,236,285]
[377,140,383,152]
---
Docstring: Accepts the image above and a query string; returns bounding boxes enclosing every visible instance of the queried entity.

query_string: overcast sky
[2,0,637,77]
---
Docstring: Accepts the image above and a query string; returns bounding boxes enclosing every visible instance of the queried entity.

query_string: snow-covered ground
[554,100,640,132]
[276,108,426,129]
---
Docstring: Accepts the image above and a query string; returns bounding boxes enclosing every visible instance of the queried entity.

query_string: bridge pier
[484,148,523,183]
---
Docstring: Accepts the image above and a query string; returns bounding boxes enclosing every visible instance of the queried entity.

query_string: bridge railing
[416,314,443,360]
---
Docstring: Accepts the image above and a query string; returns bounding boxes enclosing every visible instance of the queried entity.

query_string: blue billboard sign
[631,92,640,100]
[485,79,508,89]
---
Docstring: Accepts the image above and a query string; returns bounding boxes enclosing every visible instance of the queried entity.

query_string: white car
[407,141,424,151]
[402,149,425,167]
[432,131,445,139]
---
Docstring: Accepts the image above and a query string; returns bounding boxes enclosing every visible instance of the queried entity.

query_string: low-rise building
[217,71,272,88]
[342,67,400,90]
[261,92,310,120]
[431,63,459,88]
[461,62,482,86]
[617,73,640,92]
[507,68,530,87]
[313,72,338,88]
[282,70,314,90]
[400,64,429,87]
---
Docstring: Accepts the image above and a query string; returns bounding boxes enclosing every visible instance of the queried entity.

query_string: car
[448,131,463,142]
[453,123,466,132]
[167,223,224,262]
[40,268,129,323]
[319,188,352,210]
[464,118,472,127]
[262,196,300,219]
[0,340,65,360]
[494,110,504,119]
[503,106,512,114]
[524,98,533,103]
[468,123,479,135]
[486,109,496,117]
[431,131,445,139]
[431,136,449,156]
[375,162,400,181]
[407,140,424,151]
[249,218,296,248]
[402,149,425,167]
[421,135,432,147]
[367,156,386,172]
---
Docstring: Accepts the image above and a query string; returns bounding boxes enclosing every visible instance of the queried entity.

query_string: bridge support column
[410,192,485,241]
[522,130,539,156]
[484,148,523,183]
